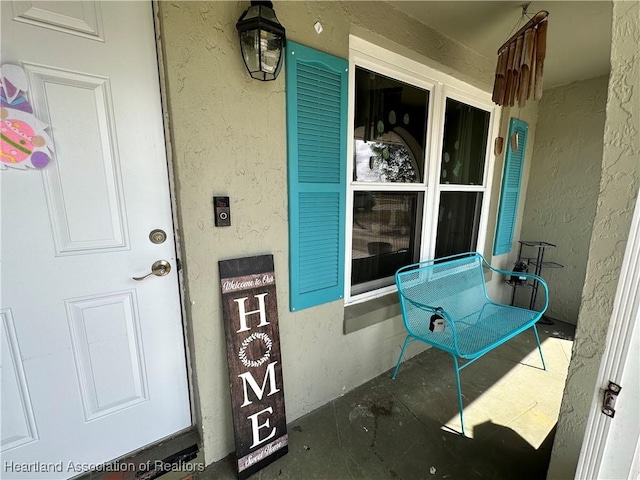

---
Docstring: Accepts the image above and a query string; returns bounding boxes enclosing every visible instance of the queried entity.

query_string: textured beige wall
[157,1,531,464]
[547,1,640,478]
[521,76,609,324]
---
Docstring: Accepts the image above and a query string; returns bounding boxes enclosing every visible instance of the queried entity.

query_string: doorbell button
[213,196,231,226]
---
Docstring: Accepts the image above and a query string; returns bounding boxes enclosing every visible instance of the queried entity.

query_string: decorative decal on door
[1,64,53,169]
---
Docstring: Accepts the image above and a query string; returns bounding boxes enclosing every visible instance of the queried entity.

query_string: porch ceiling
[389,1,613,89]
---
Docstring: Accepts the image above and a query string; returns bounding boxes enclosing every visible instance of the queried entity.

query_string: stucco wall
[521,76,609,324]
[157,1,535,464]
[547,1,640,478]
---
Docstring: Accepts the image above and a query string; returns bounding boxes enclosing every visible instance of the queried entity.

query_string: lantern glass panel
[259,29,282,75]
[240,30,260,72]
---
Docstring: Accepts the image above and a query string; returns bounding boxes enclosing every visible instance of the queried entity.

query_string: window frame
[345,36,500,306]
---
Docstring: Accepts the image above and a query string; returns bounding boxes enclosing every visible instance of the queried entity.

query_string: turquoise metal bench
[392,252,548,436]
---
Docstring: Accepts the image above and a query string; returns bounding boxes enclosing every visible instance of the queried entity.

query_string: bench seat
[403,300,541,358]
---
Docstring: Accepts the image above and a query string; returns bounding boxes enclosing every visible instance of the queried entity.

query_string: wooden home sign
[219,255,288,479]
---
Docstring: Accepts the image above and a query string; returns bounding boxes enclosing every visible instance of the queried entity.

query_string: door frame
[75,2,201,466]
[575,192,640,478]
[150,0,196,427]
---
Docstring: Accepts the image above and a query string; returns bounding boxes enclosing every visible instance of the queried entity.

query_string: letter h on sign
[235,293,269,333]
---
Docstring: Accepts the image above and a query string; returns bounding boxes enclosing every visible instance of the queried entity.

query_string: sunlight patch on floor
[443,335,573,449]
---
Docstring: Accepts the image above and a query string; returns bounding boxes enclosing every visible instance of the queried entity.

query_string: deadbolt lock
[149,229,167,244]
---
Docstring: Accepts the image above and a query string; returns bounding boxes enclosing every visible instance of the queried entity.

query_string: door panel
[66,291,148,421]
[10,1,104,40]
[28,64,128,254]
[1,309,39,451]
[1,2,191,477]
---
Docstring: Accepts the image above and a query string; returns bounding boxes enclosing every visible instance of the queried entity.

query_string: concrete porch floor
[198,320,575,480]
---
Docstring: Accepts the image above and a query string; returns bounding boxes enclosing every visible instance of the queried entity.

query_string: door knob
[133,260,171,281]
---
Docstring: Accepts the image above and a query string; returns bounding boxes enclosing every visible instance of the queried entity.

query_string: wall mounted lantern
[236,1,286,81]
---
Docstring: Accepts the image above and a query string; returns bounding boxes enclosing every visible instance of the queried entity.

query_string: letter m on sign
[238,362,281,407]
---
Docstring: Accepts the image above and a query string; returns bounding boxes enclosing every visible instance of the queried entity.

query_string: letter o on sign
[238,332,273,368]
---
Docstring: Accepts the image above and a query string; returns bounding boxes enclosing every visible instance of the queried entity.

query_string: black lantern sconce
[236,1,287,81]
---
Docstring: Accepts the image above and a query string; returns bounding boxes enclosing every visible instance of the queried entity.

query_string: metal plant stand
[508,241,563,322]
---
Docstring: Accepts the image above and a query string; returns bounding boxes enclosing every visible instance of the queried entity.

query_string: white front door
[1,2,191,478]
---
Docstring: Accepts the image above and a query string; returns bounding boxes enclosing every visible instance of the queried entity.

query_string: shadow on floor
[196,321,574,480]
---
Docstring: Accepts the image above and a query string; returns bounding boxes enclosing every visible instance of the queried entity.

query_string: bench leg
[452,355,466,437]
[532,324,547,371]
[391,335,411,380]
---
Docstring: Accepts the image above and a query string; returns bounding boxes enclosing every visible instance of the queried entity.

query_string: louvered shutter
[494,118,528,255]
[285,41,348,311]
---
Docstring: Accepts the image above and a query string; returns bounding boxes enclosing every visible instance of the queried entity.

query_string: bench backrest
[396,253,488,337]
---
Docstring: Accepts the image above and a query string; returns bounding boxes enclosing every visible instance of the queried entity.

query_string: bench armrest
[483,262,549,313]
[397,292,462,351]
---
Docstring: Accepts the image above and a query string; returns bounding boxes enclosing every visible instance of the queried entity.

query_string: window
[285,39,498,311]
[436,99,490,259]
[350,67,428,295]
[346,37,498,303]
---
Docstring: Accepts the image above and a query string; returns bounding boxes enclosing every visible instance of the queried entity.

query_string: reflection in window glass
[351,192,423,295]
[440,99,490,185]
[354,140,419,183]
[435,192,483,259]
[353,67,429,183]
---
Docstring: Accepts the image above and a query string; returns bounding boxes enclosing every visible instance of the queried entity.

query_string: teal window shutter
[494,118,528,255]
[285,41,348,311]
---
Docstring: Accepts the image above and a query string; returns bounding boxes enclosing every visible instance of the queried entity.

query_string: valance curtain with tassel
[492,11,548,107]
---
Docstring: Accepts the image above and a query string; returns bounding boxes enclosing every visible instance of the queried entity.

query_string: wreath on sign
[1,64,54,169]
[238,332,273,368]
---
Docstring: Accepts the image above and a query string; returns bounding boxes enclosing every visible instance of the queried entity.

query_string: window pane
[351,192,423,294]
[353,67,429,183]
[440,99,490,185]
[435,192,483,258]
